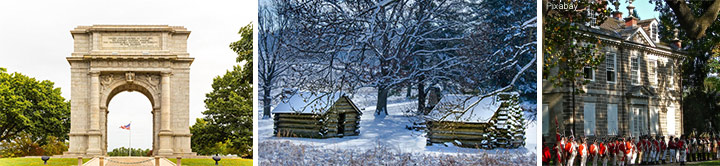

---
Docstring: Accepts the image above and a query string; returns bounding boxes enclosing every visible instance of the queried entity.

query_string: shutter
[607,104,618,135]
[584,103,596,136]
[543,104,549,135]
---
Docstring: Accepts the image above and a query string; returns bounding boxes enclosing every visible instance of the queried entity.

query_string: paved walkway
[83,157,176,166]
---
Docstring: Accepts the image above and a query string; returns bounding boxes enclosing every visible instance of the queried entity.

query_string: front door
[337,113,346,137]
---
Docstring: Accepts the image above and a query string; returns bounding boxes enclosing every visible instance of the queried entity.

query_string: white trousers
[669,149,676,163]
[568,154,576,166]
[580,155,587,166]
[602,156,608,166]
[592,155,598,166]
[625,153,632,165]
[680,149,686,162]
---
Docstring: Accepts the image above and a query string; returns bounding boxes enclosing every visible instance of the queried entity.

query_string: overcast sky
[0,0,255,151]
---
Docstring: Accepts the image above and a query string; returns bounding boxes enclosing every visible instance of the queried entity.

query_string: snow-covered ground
[258,90,537,165]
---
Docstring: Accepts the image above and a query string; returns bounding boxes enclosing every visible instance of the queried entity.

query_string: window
[669,64,675,89]
[631,56,640,85]
[542,104,549,135]
[650,59,658,87]
[667,105,676,136]
[607,104,618,135]
[651,22,659,43]
[584,66,594,81]
[584,103,596,136]
[606,52,616,83]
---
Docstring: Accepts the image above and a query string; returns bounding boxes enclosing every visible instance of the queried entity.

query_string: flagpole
[129,121,132,157]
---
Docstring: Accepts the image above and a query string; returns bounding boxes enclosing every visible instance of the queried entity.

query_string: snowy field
[258,90,537,165]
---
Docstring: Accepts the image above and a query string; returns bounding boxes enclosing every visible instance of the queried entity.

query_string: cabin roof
[272,92,358,114]
[427,94,501,123]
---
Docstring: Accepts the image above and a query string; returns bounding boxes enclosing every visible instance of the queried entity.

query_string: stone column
[161,72,171,131]
[86,71,102,155]
[157,71,174,156]
[90,72,100,130]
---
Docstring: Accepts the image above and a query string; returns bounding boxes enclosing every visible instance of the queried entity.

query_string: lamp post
[41,156,49,165]
[212,155,221,165]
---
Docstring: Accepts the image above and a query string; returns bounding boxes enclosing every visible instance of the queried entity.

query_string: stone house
[542,4,685,141]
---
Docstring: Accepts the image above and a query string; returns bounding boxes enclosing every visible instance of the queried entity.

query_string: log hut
[272,92,362,138]
[426,92,525,149]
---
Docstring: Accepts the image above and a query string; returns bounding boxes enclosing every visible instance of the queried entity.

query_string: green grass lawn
[170,158,252,166]
[0,158,90,166]
[688,160,720,165]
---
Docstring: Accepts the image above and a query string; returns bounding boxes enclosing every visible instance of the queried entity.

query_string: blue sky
[615,0,660,20]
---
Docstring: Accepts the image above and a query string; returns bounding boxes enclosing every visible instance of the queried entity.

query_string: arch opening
[106,91,154,156]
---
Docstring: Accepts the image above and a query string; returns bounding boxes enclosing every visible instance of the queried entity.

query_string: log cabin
[426,92,525,149]
[272,92,362,138]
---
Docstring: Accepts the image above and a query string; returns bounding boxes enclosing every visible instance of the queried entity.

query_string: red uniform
[579,143,586,156]
[599,143,606,156]
[543,145,551,163]
[565,142,573,153]
[625,141,633,154]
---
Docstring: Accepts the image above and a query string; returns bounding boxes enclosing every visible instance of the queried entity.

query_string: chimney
[612,1,623,20]
[625,0,638,27]
[672,28,682,49]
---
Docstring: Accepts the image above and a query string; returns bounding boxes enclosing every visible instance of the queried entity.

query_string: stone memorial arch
[63,25,195,157]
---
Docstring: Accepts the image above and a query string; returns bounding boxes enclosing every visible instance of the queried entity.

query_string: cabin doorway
[337,113,346,137]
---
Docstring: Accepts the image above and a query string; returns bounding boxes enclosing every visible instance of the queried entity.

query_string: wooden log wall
[426,92,525,149]
[273,96,362,138]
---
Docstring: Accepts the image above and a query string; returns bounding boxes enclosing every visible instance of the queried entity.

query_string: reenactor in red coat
[590,139,598,166]
[660,136,667,164]
[668,136,676,164]
[600,138,608,166]
[579,138,588,166]
[567,136,577,166]
[679,136,687,164]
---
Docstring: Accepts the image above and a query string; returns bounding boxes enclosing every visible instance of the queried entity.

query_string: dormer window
[650,21,659,43]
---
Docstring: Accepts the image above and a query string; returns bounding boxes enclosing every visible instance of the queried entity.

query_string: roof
[271,92,354,114]
[427,94,502,123]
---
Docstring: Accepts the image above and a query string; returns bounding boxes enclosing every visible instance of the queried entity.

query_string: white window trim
[606,52,617,84]
[631,55,641,86]
[584,66,595,81]
[669,64,675,90]
[542,104,549,135]
[650,59,658,88]
[650,22,660,43]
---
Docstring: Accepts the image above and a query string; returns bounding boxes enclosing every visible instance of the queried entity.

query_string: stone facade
[63,25,195,157]
[542,10,684,141]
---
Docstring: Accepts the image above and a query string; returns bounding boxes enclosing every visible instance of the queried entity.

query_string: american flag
[120,123,131,130]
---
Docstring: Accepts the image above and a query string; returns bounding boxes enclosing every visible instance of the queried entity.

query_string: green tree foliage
[652,1,720,133]
[542,0,609,131]
[106,147,150,156]
[0,132,68,157]
[543,0,610,89]
[0,67,70,144]
[190,23,253,158]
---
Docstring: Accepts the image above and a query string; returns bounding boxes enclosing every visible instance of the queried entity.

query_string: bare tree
[258,3,294,119]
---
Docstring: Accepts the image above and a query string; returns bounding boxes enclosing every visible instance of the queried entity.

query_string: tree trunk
[263,87,272,119]
[418,80,426,115]
[406,83,412,98]
[572,81,576,135]
[375,87,389,118]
